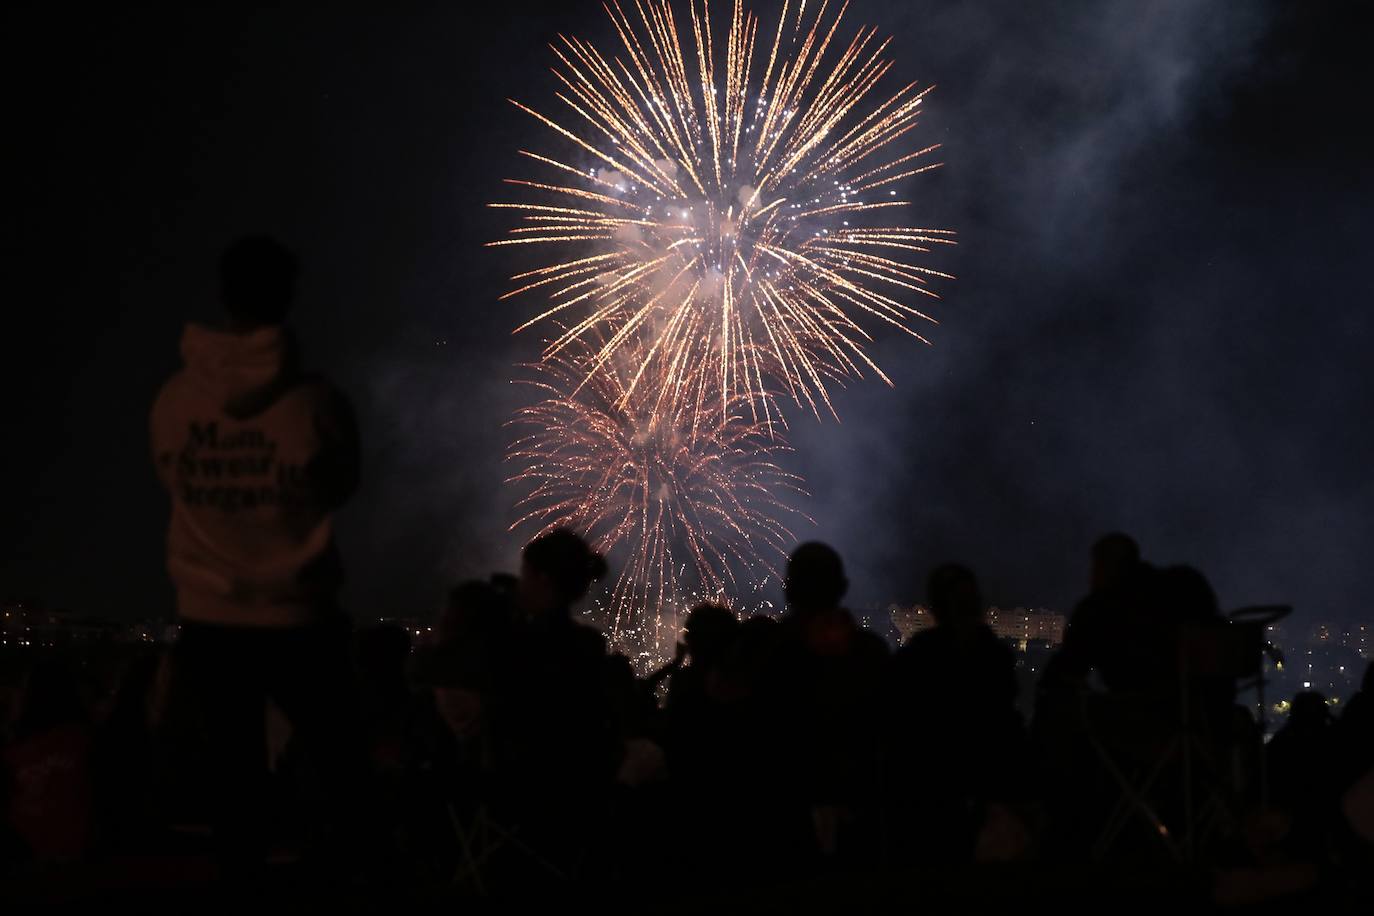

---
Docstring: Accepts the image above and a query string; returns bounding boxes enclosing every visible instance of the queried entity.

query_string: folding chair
[447,798,568,894]
[1227,605,1293,810]
[1084,691,1184,860]
[1086,619,1263,861]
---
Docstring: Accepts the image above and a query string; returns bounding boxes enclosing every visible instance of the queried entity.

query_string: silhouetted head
[439,579,507,644]
[356,624,411,687]
[1090,532,1140,592]
[927,563,982,629]
[1159,565,1220,621]
[519,528,608,617]
[489,572,518,601]
[1288,691,1331,729]
[727,614,781,685]
[605,653,636,686]
[220,235,298,328]
[785,542,848,615]
[683,603,739,666]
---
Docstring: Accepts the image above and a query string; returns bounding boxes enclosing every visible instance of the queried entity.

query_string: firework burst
[506,334,809,638]
[491,0,956,425]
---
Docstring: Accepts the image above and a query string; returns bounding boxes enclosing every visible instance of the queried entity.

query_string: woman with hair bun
[516,528,609,620]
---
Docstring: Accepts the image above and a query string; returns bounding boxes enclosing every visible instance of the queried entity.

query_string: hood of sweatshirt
[179,323,295,419]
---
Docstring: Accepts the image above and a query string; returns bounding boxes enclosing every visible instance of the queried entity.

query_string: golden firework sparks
[492,0,955,424]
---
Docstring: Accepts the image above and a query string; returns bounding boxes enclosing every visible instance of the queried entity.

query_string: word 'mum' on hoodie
[151,322,358,627]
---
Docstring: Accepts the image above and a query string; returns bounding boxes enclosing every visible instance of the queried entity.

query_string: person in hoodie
[887,564,1025,861]
[151,235,363,870]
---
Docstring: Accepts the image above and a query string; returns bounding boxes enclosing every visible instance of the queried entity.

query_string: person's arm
[644,642,687,690]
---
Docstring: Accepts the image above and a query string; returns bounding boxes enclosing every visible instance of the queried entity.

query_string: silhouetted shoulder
[982,625,1017,665]
[568,619,610,658]
[854,628,891,661]
[897,627,942,657]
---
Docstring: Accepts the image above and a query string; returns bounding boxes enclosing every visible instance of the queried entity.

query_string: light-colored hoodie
[151,323,358,627]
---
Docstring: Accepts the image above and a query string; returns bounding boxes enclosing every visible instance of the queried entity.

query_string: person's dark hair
[785,542,848,613]
[1092,532,1140,565]
[1091,532,1140,591]
[1288,690,1331,728]
[220,235,298,326]
[926,563,981,626]
[726,615,780,685]
[1158,565,1220,621]
[440,579,507,643]
[683,603,739,665]
[356,623,411,682]
[523,528,608,608]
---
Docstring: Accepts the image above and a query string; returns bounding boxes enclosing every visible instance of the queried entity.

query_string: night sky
[4,1,1371,627]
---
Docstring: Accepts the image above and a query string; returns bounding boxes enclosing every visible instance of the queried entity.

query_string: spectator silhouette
[1158,565,1234,733]
[1160,564,1221,623]
[660,603,737,709]
[437,579,509,650]
[1037,534,1157,852]
[355,624,419,774]
[1268,691,1339,856]
[150,235,366,872]
[418,579,510,753]
[888,564,1024,862]
[665,605,817,885]
[774,542,889,862]
[417,580,511,770]
[661,605,739,852]
[1337,662,1374,789]
[1043,533,1169,694]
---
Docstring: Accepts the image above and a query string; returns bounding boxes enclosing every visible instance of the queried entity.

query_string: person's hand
[616,738,667,787]
[974,802,1030,862]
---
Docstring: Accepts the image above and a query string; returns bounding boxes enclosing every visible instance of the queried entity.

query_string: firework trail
[490,0,956,425]
[506,334,809,640]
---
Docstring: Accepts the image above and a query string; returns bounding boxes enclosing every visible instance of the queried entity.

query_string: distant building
[1261,620,1369,716]
[987,607,1066,647]
[2,601,176,649]
[889,604,938,643]
[888,603,1066,648]
[3,604,120,648]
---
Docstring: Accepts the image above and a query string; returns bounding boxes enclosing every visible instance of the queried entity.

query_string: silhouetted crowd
[5,531,1374,903]
[3,238,1371,905]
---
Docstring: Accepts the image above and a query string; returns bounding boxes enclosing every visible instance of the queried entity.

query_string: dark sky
[4,1,1371,626]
